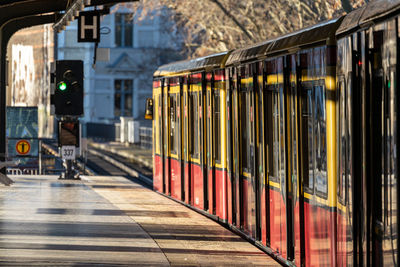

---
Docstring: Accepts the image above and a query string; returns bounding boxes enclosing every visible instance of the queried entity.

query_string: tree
[123,0,367,58]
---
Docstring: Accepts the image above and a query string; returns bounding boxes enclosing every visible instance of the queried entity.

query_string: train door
[299,48,333,266]
[163,78,171,195]
[254,62,263,242]
[189,72,205,210]
[367,19,399,266]
[153,79,164,193]
[265,57,288,257]
[257,61,269,246]
[381,21,399,265]
[214,69,228,221]
[238,64,259,239]
[201,73,208,211]
[232,67,241,226]
[206,72,215,214]
[286,54,298,263]
[179,78,184,201]
[183,76,191,204]
[226,67,235,224]
[336,35,355,266]
[169,77,183,201]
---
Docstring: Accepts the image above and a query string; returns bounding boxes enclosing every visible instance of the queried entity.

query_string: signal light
[53,60,84,116]
[58,82,67,91]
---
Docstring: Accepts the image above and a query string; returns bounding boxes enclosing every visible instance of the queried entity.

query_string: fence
[139,126,152,150]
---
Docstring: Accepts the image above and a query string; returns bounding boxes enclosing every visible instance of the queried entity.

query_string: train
[144,1,400,266]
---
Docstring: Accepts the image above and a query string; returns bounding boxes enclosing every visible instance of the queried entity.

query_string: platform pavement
[88,140,153,169]
[0,174,280,266]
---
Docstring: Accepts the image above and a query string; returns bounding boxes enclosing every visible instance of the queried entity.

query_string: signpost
[61,146,76,160]
[6,107,39,175]
[78,11,100,43]
[16,140,31,155]
[57,120,80,179]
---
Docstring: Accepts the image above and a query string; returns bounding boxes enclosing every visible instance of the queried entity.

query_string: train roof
[225,17,343,66]
[153,52,229,77]
[337,0,400,36]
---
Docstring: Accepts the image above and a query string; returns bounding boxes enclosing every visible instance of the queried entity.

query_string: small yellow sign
[16,140,31,155]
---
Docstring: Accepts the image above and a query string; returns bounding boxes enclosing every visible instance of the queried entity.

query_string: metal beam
[53,0,139,33]
[53,0,90,33]
[0,14,57,173]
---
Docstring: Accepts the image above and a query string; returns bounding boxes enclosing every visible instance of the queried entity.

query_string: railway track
[41,142,153,189]
[86,145,153,188]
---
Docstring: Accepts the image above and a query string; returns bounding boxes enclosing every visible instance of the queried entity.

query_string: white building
[57,5,183,138]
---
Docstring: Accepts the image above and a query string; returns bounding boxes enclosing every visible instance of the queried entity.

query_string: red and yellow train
[145,1,400,266]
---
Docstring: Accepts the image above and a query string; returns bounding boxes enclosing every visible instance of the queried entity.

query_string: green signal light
[58,82,67,91]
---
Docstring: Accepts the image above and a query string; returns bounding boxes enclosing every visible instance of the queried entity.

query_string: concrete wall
[6,25,54,138]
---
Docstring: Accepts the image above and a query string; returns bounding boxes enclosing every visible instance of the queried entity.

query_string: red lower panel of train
[303,201,334,266]
[156,156,342,266]
[191,163,204,210]
[170,158,183,201]
[242,179,249,235]
[215,168,227,220]
[337,212,349,266]
[208,169,215,214]
[164,158,170,195]
[294,200,301,267]
[184,162,190,204]
[269,187,287,258]
[227,173,233,224]
[261,185,267,246]
[153,154,163,193]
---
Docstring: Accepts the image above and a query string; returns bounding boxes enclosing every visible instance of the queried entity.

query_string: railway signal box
[58,120,80,147]
[53,60,84,116]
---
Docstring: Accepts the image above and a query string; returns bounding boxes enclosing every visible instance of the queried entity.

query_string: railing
[139,126,152,150]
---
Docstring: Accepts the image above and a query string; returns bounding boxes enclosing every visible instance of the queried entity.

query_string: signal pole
[51,60,84,180]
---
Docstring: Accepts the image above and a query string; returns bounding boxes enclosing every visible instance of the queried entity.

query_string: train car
[144,1,400,266]
[336,1,400,266]
[224,18,342,266]
[151,52,230,219]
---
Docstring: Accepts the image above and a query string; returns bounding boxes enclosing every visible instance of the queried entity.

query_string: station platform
[0,175,280,266]
[88,141,153,169]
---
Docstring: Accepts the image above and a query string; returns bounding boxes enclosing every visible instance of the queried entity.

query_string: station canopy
[0,0,137,27]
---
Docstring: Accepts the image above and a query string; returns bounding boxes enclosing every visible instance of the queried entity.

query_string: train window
[386,70,397,265]
[301,82,327,197]
[189,93,199,159]
[290,82,298,183]
[257,73,264,179]
[314,85,327,197]
[346,75,352,202]
[265,90,275,179]
[154,95,159,153]
[170,94,177,155]
[240,92,250,172]
[159,94,162,154]
[213,92,221,163]
[266,85,285,183]
[271,89,280,181]
[279,85,286,182]
[338,79,346,204]
[302,86,314,192]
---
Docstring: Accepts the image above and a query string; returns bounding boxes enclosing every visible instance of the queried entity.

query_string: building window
[115,13,133,47]
[114,80,133,117]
